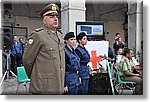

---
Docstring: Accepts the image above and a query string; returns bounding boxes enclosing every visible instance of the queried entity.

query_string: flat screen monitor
[76,22,105,41]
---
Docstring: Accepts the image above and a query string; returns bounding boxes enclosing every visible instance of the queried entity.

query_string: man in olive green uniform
[118,48,143,95]
[23,3,65,95]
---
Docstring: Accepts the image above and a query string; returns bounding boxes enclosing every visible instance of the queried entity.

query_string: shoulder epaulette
[34,28,43,32]
[57,29,63,34]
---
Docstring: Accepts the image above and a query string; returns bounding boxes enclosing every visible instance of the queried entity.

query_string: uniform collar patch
[29,39,33,44]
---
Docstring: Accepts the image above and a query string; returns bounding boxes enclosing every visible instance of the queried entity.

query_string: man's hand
[7,54,10,58]
[134,74,140,77]
[64,86,68,93]
[79,77,82,85]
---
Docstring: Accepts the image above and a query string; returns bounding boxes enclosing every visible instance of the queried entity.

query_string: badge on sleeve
[28,39,33,44]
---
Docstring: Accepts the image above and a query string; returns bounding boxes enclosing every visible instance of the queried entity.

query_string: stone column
[60,0,86,35]
[128,0,143,61]
[128,0,137,51]
[136,1,143,57]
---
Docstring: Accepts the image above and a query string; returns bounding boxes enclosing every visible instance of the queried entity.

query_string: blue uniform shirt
[75,45,90,79]
[65,45,80,87]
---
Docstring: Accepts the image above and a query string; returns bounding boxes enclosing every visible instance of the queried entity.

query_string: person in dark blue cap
[75,32,90,95]
[64,32,81,95]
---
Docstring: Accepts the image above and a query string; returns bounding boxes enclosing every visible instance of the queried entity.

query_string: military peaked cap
[40,3,59,17]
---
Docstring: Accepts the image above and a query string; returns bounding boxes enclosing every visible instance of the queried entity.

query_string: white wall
[15,16,43,36]
[69,10,85,33]
[105,21,125,48]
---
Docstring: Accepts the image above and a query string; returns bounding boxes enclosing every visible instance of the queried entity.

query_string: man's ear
[126,53,130,58]
[43,17,46,25]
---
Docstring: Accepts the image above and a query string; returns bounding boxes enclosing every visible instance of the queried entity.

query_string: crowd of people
[111,33,143,95]
[3,35,25,77]
[2,3,143,95]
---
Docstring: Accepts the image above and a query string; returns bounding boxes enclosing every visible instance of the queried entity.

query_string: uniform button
[50,48,53,50]
[61,69,63,71]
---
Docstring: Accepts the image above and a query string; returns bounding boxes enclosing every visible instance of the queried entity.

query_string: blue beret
[77,32,87,42]
[64,32,75,40]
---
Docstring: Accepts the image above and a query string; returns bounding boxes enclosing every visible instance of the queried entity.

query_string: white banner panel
[85,41,109,70]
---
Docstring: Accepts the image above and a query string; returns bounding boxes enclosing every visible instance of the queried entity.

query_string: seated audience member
[115,48,123,64]
[130,49,143,77]
[118,48,143,95]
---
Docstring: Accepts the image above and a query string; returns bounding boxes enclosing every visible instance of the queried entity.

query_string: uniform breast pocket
[82,53,87,59]
[70,57,77,67]
[46,47,57,60]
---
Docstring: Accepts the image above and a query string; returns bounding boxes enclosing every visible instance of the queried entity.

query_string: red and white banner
[85,41,109,70]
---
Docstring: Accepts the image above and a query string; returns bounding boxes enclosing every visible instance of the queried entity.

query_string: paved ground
[0,76,30,95]
[0,76,134,95]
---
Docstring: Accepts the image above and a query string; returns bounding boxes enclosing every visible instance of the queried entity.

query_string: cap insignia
[52,4,57,11]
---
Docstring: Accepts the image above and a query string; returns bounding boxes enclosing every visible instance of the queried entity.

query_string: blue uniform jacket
[11,42,22,56]
[75,45,90,79]
[65,45,80,87]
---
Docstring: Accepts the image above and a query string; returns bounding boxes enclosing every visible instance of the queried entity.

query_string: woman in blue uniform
[64,32,80,95]
[75,32,90,95]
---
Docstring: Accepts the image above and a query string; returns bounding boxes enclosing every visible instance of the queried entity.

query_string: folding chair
[114,66,136,95]
[16,66,30,94]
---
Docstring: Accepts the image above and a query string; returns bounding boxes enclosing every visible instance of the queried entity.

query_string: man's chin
[54,25,58,28]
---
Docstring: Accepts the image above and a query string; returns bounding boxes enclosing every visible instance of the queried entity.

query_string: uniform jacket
[11,42,22,56]
[65,45,80,87]
[23,26,65,94]
[118,56,134,77]
[75,45,90,79]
